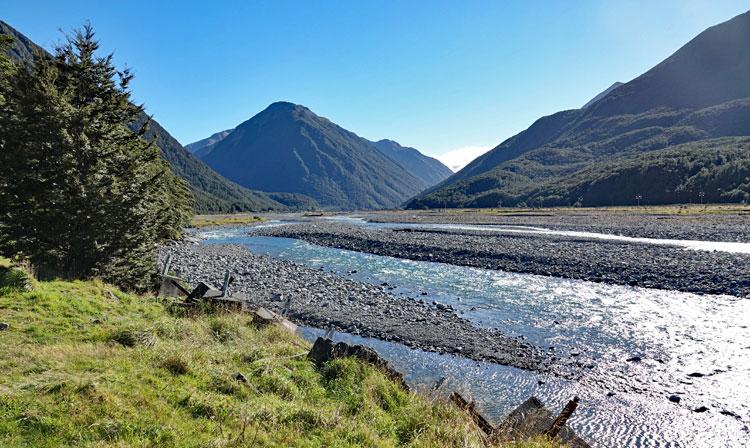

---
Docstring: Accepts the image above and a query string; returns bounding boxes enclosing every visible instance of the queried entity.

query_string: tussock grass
[190,213,265,228]
[0,264,560,447]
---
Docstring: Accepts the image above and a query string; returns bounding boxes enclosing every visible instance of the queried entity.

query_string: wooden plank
[449,392,495,436]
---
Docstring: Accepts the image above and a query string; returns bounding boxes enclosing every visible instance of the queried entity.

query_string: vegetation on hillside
[0,26,192,290]
[371,139,453,187]
[412,138,750,208]
[202,102,428,210]
[0,262,558,448]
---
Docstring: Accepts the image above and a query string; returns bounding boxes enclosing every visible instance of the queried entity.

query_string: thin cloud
[434,145,493,172]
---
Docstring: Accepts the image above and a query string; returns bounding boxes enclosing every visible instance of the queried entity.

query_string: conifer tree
[0,25,193,290]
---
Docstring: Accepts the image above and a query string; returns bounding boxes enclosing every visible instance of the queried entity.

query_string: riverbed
[167,218,750,447]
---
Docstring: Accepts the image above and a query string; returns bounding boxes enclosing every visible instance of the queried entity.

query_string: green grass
[190,213,265,228]
[0,262,559,447]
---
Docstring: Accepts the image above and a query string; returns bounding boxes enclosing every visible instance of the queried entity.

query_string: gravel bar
[159,242,555,373]
[257,222,750,297]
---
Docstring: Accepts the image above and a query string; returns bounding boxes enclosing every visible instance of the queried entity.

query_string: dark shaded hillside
[590,11,750,116]
[203,102,427,209]
[185,128,232,159]
[407,10,750,209]
[371,139,453,186]
[526,137,750,206]
[127,114,314,212]
[0,20,303,213]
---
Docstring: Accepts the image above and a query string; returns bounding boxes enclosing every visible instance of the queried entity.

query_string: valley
[162,207,750,447]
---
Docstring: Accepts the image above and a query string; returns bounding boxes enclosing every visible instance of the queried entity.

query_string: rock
[626,356,642,362]
[668,395,681,403]
[0,322,8,331]
[233,372,248,383]
[720,409,741,419]
[693,406,709,413]
[307,337,409,390]
[688,372,706,378]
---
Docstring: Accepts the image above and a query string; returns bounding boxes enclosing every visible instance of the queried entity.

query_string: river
[200,223,750,447]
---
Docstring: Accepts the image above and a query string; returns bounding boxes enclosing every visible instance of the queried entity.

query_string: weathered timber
[185,282,222,303]
[308,337,409,390]
[158,275,190,298]
[545,397,579,439]
[449,392,495,436]
[495,396,590,448]
[253,307,298,333]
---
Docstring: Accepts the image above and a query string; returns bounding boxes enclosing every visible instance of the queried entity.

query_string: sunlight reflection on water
[202,227,750,447]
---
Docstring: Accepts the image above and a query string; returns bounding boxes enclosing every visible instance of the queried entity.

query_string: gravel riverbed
[360,209,750,242]
[257,221,750,297]
[159,242,555,373]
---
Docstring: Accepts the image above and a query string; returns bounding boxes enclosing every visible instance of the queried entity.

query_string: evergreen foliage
[0,25,193,290]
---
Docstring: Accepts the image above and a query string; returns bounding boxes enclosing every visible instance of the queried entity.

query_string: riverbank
[160,242,555,373]
[0,260,559,448]
[257,221,750,297]
[359,206,750,242]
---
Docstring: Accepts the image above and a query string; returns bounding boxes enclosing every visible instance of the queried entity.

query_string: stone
[668,395,681,403]
[232,372,248,383]
[0,322,8,331]
[693,406,709,413]
[307,337,408,390]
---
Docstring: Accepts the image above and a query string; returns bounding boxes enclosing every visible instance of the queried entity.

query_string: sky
[3,0,749,171]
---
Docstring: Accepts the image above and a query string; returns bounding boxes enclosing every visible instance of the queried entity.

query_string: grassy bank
[0,261,557,447]
[382,203,750,217]
[190,213,265,228]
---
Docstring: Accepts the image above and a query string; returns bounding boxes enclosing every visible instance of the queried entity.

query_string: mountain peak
[202,104,426,209]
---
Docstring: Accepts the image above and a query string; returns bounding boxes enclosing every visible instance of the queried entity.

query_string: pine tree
[0,25,193,290]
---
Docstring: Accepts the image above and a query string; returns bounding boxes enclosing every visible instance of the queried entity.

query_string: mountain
[0,20,308,213]
[407,10,750,208]
[185,129,233,159]
[370,139,453,186]
[582,82,623,109]
[202,102,427,209]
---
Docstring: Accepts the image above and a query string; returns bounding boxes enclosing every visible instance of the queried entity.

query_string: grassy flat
[190,214,265,228]
[0,265,557,447]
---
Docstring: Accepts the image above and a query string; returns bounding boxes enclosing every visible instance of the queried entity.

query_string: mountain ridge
[202,102,428,209]
[370,139,453,186]
[407,10,750,208]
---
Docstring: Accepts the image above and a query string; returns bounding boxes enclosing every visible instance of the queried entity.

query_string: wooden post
[221,270,231,297]
[544,396,579,439]
[162,254,172,276]
[449,392,495,436]
[282,295,293,317]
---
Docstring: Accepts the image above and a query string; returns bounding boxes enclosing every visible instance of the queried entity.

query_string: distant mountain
[582,82,623,109]
[185,129,233,159]
[202,102,427,209]
[370,139,453,186]
[0,20,308,213]
[407,10,750,208]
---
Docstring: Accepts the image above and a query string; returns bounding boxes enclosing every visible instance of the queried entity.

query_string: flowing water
[201,224,750,447]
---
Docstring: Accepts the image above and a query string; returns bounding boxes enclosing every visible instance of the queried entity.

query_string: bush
[0,25,192,291]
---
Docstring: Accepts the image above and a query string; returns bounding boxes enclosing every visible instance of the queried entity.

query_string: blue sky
[4,0,749,170]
